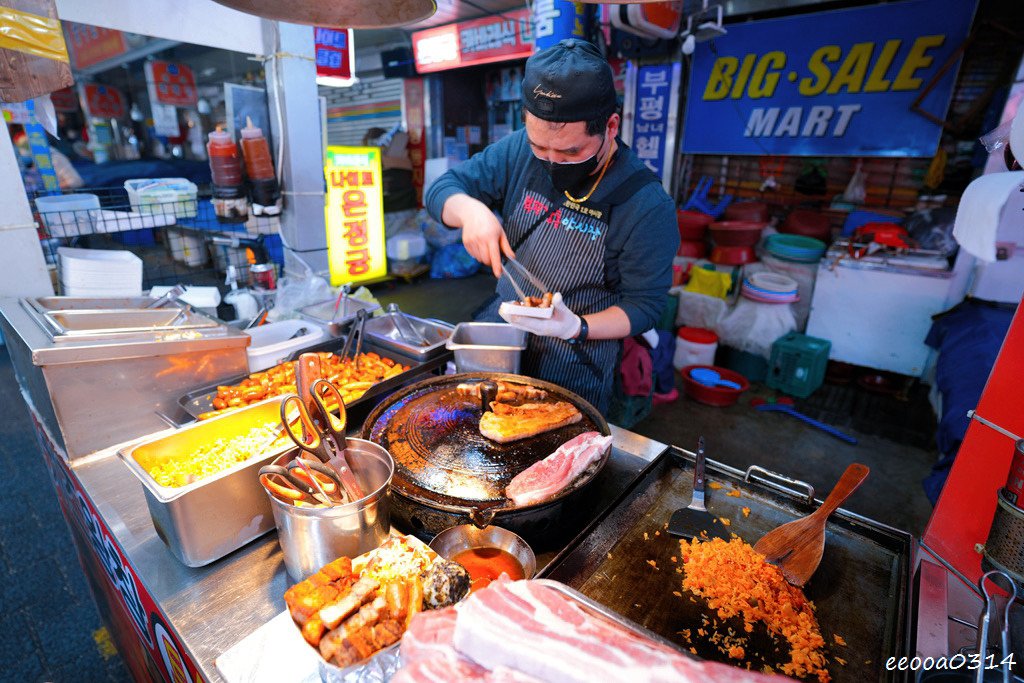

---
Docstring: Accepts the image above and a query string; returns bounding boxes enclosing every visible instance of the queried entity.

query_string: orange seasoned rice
[679,536,830,683]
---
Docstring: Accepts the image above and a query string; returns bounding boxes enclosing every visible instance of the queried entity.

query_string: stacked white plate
[740,271,799,304]
[58,247,143,296]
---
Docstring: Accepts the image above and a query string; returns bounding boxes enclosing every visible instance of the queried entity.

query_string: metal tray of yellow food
[119,397,295,567]
[176,340,448,421]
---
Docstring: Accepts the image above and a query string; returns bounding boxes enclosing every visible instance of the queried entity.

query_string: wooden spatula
[753,463,869,586]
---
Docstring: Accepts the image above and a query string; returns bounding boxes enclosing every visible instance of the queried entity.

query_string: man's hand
[499,293,582,340]
[442,194,514,277]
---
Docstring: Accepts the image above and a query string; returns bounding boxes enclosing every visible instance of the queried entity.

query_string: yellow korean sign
[325,146,387,286]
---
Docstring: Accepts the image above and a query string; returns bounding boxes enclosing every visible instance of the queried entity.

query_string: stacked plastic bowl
[763,234,826,263]
[740,271,799,304]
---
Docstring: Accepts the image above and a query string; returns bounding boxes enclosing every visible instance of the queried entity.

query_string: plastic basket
[766,332,831,398]
[36,193,100,237]
[125,178,199,218]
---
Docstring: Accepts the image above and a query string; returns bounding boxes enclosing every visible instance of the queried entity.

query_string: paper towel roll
[952,171,1024,262]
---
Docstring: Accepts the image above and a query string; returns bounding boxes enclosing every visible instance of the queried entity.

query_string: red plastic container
[677,210,714,240]
[709,221,765,246]
[681,365,750,406]
[724,201,769,223]
[710,244,757,265]
[677,240,707,259]
[781,210,831,242]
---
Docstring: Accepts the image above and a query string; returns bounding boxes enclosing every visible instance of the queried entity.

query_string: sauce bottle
[240,117,275,181]
[207,129,243,187]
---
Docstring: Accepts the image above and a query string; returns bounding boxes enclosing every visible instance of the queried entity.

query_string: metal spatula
[753,463,869,586]
[668,437,729,540]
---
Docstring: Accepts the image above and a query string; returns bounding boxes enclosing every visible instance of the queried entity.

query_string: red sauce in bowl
[452,547,525,592]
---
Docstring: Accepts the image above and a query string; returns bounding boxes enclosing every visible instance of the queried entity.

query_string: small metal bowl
[428,524,537,579]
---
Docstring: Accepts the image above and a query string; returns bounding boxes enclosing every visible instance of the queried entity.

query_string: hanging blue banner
[625,62,682,191]
[681,0,977,157]
[531,0,591,51]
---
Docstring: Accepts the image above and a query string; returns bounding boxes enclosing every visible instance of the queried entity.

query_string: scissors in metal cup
[281,378,365,501]
[258,457,344,506]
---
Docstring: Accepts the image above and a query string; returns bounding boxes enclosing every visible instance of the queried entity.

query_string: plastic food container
[266,440,394,582]
[125,178,199,218]
[709,221,765,247]
[36,193,100,238]
[782,210,831,242]
[58,247,143,296]
[118,397,292,567]
[673,327,718,370]
[710,244,757,265]
[681,364,749,407]
[677,240,707,259]
[149,285,222,318]
[244,320,326,371]
[446,322,528,373]
[724,201,769,223]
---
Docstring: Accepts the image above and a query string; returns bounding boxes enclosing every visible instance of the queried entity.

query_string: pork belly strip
[452,579,778,683]
[479,402,582,444]
[393,658,541,683]
[400,606,459,666]
[318,576,379,630]
[505,432,612,506]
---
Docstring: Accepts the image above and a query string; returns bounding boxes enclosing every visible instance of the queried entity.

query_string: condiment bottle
[240,117,275,181]
[207,129,243,187]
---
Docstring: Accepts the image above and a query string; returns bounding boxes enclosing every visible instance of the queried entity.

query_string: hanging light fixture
[211,0,437,29]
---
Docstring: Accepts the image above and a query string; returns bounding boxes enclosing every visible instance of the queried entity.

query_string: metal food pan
[363,312,453,360]
[176,341,446,421]
[118,398,292,567]
[298,297,380,337]
[446,322,527,373]
[541,450,913,683]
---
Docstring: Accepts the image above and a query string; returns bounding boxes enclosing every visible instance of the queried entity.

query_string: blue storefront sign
[624,62,682,191]
[531,0,592,51]
[681,0,977,157]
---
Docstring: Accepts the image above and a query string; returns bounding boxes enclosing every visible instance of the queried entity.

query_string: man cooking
[426,39,679,414]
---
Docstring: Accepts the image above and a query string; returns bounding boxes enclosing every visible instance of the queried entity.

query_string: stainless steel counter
[66,422,666,681]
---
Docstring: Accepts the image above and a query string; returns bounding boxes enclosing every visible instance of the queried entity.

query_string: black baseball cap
[521,39,616,123]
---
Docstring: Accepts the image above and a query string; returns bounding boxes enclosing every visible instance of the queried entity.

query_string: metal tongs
[331,283,352,322]
[146,284,187,309]
[975,570,1018,683]
[385,303,429,347]
[340,308,368,369]
[501,257,550,303]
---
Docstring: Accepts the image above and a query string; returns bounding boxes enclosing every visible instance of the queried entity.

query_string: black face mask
[544,134,607,193]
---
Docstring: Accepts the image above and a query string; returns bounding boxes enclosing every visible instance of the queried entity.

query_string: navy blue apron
[476,154,659,415]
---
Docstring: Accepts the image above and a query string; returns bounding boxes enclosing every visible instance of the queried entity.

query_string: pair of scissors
[281,377,365,501]
[258,456,344,506]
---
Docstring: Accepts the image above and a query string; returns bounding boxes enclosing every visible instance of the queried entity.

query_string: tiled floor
[0,271,940,680]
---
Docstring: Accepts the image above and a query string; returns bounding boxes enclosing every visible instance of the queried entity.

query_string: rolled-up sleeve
[424,132,520,224]
[615,197,679,334]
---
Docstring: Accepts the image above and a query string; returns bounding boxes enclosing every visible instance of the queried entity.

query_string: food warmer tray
[362,311,454,361]
[540,448,913,683]
[176,340,449,421]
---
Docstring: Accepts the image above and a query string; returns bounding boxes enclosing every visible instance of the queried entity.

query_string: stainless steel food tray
[119,398,293,567]
[541,449,914,683]
[298,297,380,337]
[363,312,453,360]
[176,341,448,421]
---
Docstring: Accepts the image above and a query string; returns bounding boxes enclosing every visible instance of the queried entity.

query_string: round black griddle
[361,373,610,520]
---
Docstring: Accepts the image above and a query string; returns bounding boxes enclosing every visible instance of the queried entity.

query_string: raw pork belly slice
[505,432,612,507]
[399,606,459,666]
[393,659,541,683]
[452,578,778,683]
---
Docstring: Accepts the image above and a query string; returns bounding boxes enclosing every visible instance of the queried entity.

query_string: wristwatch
[567,316,589,345]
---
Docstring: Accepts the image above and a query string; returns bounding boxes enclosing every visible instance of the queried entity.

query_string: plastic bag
[385,209,429,277]
[673,288,729,329]
[752,256,818,332]
[268,274,334,321]
[430,243,481,279]
[420,209,463,249]
[683,266,732,299]
[716,298,796,358]
[904,207,958,256]
[795,161,827,196]
[842,160,866,204]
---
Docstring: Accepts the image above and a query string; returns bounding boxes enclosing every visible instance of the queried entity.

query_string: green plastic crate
[767,332,831,398]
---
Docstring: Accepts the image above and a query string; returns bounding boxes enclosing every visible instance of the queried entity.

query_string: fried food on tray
[456,380,548,405]
[199,351,410,419]
[517,292,553,308]
[284,536,470,669]
[679,536,830,683]
[479,400,582,444]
